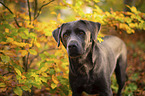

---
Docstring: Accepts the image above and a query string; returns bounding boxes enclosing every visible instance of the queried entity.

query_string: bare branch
[34,0,55,20]
[23,56,28,72]
[0,2,13,14]
[34,0,38,19]
[27,0,31,24]
[14,17,21,27]
[26,52,30,70]
[0,2,21,27]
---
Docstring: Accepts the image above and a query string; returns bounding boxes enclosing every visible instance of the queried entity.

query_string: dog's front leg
[72,92,82,96]
[71,87,83,96]
[71,85,83,96]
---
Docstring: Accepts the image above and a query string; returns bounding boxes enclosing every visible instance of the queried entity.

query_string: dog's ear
[52,24,65,47]
[52,28,60,47]
[90,21,101,41]
[79,20,101,41]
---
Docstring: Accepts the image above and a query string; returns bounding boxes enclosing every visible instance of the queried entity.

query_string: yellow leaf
[1,55,10,63]
[119,23,129,30]
[19,22,23,26]
[126,29,135,34]
[51,83,57,89]
[0,83,6,87]
[12,41,27,47]
[42,73,48,77]
[63,74,68,79]
[5,28,9,33]
[0,88,7,93]
[21,75,26,79]
[127,5,139,14]
[131,30,135,33]
[51,12,57,15]
[35,42,40,48]
[39,67,47,73]
[3,75,13,80]
[45,88,50,91]
[97,37,104,43]
[14,68,22,76]
[0,50,16,57]
[126,12,132,15]
[57,13,61,20]
[57,63,66,73]
[29,0,33,2]
[0,42,7,44]
[14,86,22,96]
[28,49,37,55]
[21,86,31,92]
[27,24,34,28]
[28,43,33,47]
[130,6,138,13]
[105,12,110,16]
[19,50,28,57]
[6,37,14,43]
[52,75,59,84]
[129,23,135,28]
[94,5,103,14]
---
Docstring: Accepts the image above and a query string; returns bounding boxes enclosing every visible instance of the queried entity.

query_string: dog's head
[52,20,101,57]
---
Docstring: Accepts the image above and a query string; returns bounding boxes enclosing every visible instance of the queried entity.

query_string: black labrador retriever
[52,20,127,96]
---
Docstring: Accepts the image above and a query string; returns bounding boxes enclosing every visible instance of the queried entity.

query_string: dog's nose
[68,44,77,50]
[67,41,81,57]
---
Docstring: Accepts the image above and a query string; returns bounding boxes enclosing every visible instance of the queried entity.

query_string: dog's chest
[83,81,96,93]
[75,74,100,94]
[84,78,101,94]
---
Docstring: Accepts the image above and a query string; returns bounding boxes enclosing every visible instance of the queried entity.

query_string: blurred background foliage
[0,0,145,96]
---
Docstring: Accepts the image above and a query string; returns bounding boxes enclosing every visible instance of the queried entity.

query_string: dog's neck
[69,41,96,77]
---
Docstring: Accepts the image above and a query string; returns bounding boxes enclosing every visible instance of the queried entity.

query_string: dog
[52,20,127,96]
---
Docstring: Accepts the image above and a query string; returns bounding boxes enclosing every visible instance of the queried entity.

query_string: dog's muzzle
[67,40,82,57]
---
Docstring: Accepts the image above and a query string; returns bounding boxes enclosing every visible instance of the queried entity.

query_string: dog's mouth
[68,51,82,58]
[67,40,84,57]
[67,48,82,57]
[67,45,83,58]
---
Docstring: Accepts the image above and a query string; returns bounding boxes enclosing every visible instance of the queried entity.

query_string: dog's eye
[63,33,69,39]
[75,28,85,36]
[78,31,85,36]
[64,34,68,37]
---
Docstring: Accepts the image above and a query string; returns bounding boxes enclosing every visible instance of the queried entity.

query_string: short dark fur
[52,20,127,96]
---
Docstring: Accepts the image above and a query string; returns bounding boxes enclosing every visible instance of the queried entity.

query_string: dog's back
[100,35,127,95]
[101,35,127,58]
